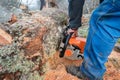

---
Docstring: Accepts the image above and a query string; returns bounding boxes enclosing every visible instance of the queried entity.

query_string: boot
[114,46,120,52]
[66,66,88,80]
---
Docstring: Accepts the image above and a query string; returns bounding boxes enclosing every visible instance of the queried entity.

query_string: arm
[68,0,85,30]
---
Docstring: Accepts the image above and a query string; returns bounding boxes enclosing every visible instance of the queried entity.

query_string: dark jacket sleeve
[68,0,85,30]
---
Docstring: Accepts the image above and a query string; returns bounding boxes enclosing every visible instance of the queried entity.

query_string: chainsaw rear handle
[59,32,73,58]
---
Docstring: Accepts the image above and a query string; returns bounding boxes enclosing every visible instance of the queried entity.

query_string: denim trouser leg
[68,0,85,29]
[80,0,120,80]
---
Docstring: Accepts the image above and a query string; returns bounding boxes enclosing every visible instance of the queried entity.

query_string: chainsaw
[57,27,86,60]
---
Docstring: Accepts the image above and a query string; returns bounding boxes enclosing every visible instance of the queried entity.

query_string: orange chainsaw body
[65,36,86,57]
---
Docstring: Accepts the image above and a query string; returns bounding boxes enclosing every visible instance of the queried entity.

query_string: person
[40,0,46,10]
[67,0,104,32]
[66,0,120,80]
[67,0,85,34]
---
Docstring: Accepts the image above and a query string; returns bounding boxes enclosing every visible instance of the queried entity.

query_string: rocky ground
[0,8,120,80]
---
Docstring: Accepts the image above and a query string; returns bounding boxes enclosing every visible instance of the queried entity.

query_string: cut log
[0,28,12,46]
[9,8,67,57]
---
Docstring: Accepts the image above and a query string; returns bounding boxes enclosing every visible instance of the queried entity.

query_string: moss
[0,24,42,79]
[78,27,88,38]
[27,71,44,80]
[0,42,34,74]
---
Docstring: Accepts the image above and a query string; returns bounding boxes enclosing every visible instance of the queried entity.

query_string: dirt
[45,50,120,80]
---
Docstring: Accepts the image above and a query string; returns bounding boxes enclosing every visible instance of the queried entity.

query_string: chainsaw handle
[59,32,73,58]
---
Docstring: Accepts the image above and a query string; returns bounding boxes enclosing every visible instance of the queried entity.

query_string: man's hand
[67,28,78,37]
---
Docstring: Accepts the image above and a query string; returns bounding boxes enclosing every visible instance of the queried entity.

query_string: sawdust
[45,51,120,80]
[44,64,80,80]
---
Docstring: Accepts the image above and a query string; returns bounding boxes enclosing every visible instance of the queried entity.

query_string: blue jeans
[68,0,85,29]
[80,0,120,80]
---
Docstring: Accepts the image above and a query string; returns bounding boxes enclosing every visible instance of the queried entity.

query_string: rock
[0,28,12,46]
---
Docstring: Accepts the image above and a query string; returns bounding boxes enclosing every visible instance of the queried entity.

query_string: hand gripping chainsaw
[58,27,86,60]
